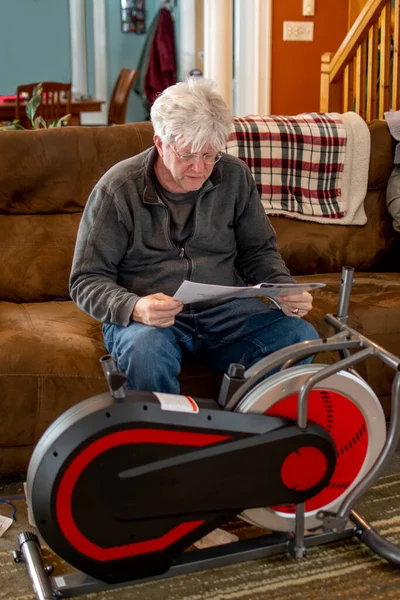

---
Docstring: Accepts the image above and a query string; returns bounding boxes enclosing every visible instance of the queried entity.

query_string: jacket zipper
[159,202,191,280]
[178,193,203,282]
[159,187,208,283]
[179,245,192,280]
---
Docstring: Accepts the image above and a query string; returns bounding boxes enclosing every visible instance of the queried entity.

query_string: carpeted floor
[1,453,400,600]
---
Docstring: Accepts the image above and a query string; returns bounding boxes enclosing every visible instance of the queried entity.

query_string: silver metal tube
[290,503,306,559]
[336,266,354,323]
[297,347,374,429]
[18,535,54,600]
[279,331,350,372]
[325,315,400,371]
[350,510,400,567]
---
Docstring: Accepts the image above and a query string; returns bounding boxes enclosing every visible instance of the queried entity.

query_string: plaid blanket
[225,113,347,219]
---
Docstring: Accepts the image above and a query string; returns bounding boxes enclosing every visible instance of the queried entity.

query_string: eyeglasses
[169,144,222,165]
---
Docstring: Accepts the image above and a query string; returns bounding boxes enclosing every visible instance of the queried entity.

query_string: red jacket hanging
[144,8,177,107]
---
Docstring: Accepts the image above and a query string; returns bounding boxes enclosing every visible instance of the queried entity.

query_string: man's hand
[132,293,184,327]
[277,291,313,318]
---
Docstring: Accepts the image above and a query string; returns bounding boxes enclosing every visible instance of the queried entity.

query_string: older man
[70,78,318,393]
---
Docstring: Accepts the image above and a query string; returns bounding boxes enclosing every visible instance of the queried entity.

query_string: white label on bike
[54,577,67,587]
[153,393,199,413]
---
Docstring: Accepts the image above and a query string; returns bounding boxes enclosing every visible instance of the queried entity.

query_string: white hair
[150,78,232,152]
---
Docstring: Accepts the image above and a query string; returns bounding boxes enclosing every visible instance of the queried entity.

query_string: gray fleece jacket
[69,147,294,326]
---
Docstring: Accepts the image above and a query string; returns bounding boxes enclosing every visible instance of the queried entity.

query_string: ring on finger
[291,308,299,315]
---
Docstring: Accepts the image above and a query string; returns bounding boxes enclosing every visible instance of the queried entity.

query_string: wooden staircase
[320,0,399,119]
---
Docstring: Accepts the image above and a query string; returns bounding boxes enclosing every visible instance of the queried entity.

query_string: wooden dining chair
[108,69,139,125]
[15,81,72,126]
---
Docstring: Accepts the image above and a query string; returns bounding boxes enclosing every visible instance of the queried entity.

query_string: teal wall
[0,0,71,93]
[104,0,160,122]
[0,0,180,123]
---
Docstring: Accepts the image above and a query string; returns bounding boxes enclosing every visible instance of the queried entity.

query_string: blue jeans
[102,298,319,393]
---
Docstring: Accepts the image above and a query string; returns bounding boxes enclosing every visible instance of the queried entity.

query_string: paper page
[0,515,13,537]
[193,528,239,549]
[173,280,325,304]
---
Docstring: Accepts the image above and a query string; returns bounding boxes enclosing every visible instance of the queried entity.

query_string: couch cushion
[0,123,154,302]
[0,301,108,448]
[271,187,400,275]
[368,120,396,188]
[0,213,80,302]
[0,123,154,214]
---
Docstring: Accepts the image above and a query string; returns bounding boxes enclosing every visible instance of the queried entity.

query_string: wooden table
[0,94,103,125]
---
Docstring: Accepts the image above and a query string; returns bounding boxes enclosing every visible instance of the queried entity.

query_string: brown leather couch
[0,119,399,475]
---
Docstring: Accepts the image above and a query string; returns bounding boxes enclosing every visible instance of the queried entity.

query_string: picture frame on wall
[120,0,146,34]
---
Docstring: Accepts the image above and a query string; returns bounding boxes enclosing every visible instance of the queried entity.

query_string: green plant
[0,83,71,130]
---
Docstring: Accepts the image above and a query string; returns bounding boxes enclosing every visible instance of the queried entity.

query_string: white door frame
[69,0,107,125]
[180,0,196,80]
[179,0,272,116]
[69,0,88,95]
[233,0,272,116]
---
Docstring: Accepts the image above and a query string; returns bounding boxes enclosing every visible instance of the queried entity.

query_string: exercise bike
[14,267,400,599]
